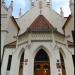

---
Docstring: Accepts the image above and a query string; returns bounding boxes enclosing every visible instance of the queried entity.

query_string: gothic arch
[34,46,51,75]
[33,45,52,60]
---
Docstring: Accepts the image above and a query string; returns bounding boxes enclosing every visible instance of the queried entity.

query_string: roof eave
[11,16,20,32]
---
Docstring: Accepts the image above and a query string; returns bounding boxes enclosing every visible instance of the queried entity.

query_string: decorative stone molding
[18,32,65,47]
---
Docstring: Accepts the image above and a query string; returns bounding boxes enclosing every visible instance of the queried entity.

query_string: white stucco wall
[64,17,74,42]
[1,48,15,75]
[5,17,18,45]
[1,4,18,59]
[1,5,8,59]
[1,32,74,75]
[1,31,8,59]
[1,1,74,75]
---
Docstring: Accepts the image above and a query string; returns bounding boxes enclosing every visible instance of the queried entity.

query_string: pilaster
[23,46,30,75]
[50,53,58,75]
[51,30,56,48]
[28,33,32,47]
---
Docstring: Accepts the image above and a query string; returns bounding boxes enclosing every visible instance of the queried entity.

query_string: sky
[5,0,71,17]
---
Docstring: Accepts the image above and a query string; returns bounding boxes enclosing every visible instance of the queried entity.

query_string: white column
[55,49,62,75]
[64,53,74,75]
[50,55,58,75]
[29,57,34,75]
[50,47,62,75]
[10,52,20,75]
[1,51,9,75]
[1,30,8,59]
[23,46,30,75]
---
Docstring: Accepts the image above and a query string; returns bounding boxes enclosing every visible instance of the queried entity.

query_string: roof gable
[11,16,20,32]
[27,15,55,32]
[63,15,72,30]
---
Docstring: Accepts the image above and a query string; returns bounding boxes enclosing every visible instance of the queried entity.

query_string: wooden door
[34,62,50,75]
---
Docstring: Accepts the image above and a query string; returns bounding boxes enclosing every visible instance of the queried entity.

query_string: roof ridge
[26,15,55,32]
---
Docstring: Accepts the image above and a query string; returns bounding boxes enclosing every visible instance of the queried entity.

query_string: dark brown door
[34,49,50,75]
[34,62,50,75]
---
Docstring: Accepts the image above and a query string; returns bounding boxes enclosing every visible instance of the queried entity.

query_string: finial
[46,0,52,8]
[31,2,34,6]
[39,1,43,15]
[19,8,22,17]
[60,7,64,17]
[39,1,43,9]
[47,2,50,7]
[31,0,34,6]
[10,0,13,9]
[2,0,5,6]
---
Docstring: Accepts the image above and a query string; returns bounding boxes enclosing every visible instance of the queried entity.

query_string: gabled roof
[11,16,20,32]
[26,15,55,32]
[19,15,64,37]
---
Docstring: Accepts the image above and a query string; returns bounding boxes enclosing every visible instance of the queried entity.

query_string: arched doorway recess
[34,49,50,75]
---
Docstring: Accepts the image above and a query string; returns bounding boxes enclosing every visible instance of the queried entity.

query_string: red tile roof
[26,15,55,32]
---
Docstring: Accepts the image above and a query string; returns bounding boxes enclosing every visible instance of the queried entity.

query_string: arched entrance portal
[34,49,50,75]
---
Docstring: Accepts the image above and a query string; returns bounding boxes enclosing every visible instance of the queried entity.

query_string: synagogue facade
[1,0,74,75]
